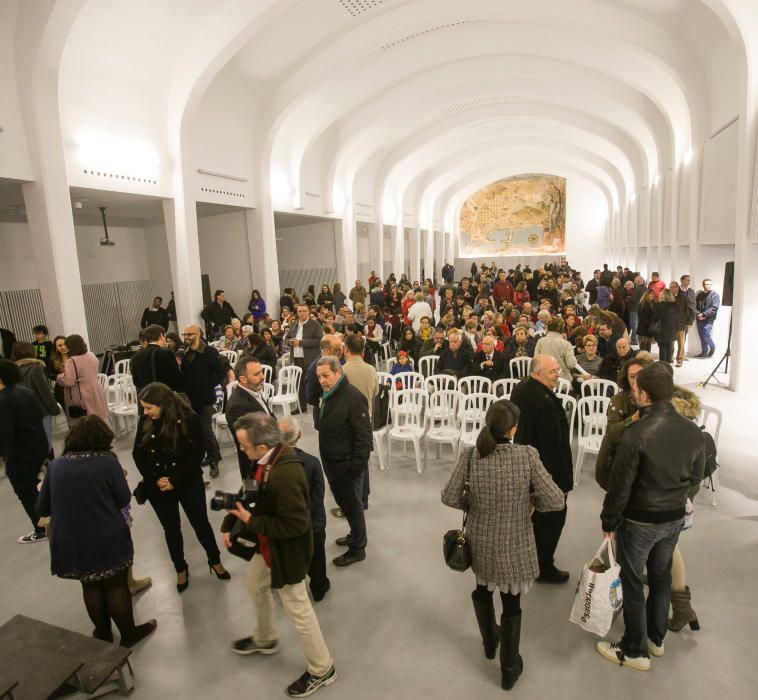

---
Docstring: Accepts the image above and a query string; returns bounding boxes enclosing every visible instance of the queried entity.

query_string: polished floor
[2,353,757,699]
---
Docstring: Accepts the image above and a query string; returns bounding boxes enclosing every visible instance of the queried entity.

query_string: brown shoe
[127,566,152,596]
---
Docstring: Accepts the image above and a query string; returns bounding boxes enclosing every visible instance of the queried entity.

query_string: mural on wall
[459,174,566,257]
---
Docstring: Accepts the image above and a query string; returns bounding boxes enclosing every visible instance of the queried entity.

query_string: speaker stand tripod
[698,311,732,388]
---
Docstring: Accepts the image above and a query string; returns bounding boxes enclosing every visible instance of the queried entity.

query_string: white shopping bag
[569,539,623,637]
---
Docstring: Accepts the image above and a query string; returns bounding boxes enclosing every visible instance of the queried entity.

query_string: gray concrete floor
[2,356,757,699]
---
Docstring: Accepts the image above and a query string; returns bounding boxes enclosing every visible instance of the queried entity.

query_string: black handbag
[443,449,473,572]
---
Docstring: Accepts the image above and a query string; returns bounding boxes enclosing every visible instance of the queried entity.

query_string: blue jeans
[697,319,715,355]
[628,311,639,344]
[616,518,683,657]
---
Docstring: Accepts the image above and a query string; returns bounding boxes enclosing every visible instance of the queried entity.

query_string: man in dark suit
[201,289,238,338]
[225,356,272,480]
[510,354,573,583]
[130,325,183,395]
[0,327,18,359]
[436,330,472,379]
[140,296,170,330]
[0,359,49,543]
[288,303,324,412]
[472,334,506,381]
[316,356,372,567]
[279,415,330,602]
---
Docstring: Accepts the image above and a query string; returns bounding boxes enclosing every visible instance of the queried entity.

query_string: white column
[423,228,434,283]
[391,217,404,276]
[336,204,358,287]
[409,226,421,282]
[445,229,456,268]
[244,206,281,319]
[368,221,383,282]
[434,230,445,283]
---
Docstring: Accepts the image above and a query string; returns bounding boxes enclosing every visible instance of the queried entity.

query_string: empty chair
[110,375,138,436]
[425,374,457,394]
[699,404,723,505]
[260,382,275,402]
[97,373,108,393]
[458,393,495,457]
[575,395,611,485]
[114,359,131,376]
[424,390,462,470]
[493,378,519,399]
[580,378,619,398]
[458,376,492,396]
[387,389,427,473]
[219,349,238,364]
[418,355,438,378]
[261,364,273,384]
[558,394,578,447]
[269,365,302,416]
[555,377,572,395]
[509,356,531,379]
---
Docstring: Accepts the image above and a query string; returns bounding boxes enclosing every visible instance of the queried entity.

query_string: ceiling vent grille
[380,20,485,51]
[339,0,390,17]
[441,95,554,115]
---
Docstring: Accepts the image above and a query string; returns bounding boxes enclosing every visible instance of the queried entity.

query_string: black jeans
[328,468,367,552]
[308,529,329,595]
[292,358,308,412]
[6,460,44,535]
[617,519,683,657]
[362,469,370,508]
[658,342,674,363]
[198,404,221,463]
[531,496,567,572]
[148,473,221,572]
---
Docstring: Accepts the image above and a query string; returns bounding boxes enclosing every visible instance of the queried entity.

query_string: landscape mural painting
[459,174,566,257]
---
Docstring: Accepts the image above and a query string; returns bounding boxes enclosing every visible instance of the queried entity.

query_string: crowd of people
[0,257,716,696]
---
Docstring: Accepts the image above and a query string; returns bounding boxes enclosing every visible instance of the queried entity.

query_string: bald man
[304,334,343,430]
[510,354,573,583]
[180,324,226,477]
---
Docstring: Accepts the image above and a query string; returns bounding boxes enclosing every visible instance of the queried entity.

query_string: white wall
[0,222,38,289]
[143,223,173,299]
[197,211,253,316]
[275,221,336,270]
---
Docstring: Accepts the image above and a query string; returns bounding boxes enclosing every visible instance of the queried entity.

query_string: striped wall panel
[117,280,154,341]
[278,268,338,298]
[0,289,46,342]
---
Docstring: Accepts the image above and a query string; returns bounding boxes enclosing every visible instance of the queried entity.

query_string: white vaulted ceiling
[10,0,756,238]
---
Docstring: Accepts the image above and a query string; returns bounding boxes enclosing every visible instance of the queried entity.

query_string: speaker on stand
[699,261,734,389]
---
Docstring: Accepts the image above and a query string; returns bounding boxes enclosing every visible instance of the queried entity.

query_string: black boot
[499,612,523,691]
[471,589,498,659]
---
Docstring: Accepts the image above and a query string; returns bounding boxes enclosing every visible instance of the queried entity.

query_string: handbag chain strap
[459,448,474,536]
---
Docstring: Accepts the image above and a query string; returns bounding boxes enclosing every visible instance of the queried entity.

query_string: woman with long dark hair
[133,383,229,592]
[442,400,563,691]
[56,334,109,424]
[247,289,267,322]
[38,416,157,646]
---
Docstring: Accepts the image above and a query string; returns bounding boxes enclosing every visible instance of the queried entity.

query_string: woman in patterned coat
[442,400,563,692]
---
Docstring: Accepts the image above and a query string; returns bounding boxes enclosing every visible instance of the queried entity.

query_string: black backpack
[372,384,390,431]
[701,427,718,478]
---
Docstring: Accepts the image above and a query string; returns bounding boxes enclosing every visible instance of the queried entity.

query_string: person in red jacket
[492,271,514,309]
[647,272,666,300]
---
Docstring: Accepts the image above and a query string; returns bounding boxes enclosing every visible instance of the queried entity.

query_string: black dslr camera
[209,478,260,512]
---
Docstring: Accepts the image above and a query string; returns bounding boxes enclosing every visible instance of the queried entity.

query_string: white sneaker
[18,531,47,544]
[596,641,651,671]
[647,639,664,657]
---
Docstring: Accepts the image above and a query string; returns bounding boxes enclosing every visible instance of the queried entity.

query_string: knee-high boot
[499,612,523,691]
[668,586,700,632]
[471,589,499,659]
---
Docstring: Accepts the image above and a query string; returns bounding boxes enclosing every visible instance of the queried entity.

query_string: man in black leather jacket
[597,363,705,671]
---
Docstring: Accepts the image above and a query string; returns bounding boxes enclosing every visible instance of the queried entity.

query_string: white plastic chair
[219,349,238,364]
[424,390,462,470]
[261,382,275,402]
[213,381,238,441]
[458,376,492,396]
[699,404,723,505]
[509,356,531,379]
[261,364,273,384]
[387,388,427,473]
[559,394,578,447]
[372,385,392,471]
[97,373,108,393]
[418,355,438,378]
[110,375,138,436]
[114,359,131,376]
[575,395,610,485]
[581,378,619,398]
[269,365,302,416]
[492,378,519,399]
[555,377,572,395]
[425,374,457,394]
[458,393,495,457]
[389,371,424,391]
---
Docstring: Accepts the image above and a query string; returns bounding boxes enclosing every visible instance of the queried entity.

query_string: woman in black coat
[316,284,334,311]
[636,289,656,352]
[133,383,229,592]
[654,289,678,364]
[38,416,156,646]
[251,329,278,379]
[397,327,422,365]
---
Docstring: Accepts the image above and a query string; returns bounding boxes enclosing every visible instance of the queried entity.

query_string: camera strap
[255,443,286,492]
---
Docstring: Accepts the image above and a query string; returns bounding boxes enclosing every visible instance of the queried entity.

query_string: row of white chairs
[387,355,534,380]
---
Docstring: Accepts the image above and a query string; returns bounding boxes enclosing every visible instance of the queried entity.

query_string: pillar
[423,228,434,283]
[409,226,421,283]
[368,221,383,282]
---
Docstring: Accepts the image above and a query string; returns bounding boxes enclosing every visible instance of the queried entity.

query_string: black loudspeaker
[201,274,211,307]
[722,261,734,307]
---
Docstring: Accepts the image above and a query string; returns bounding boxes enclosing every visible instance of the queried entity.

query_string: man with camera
[221,413,336,698]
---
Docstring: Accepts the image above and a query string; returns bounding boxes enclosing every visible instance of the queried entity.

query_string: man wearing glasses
[180,325,226,478]
[510,354,574,583]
